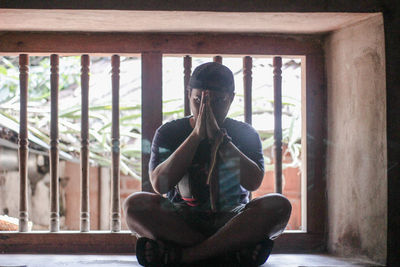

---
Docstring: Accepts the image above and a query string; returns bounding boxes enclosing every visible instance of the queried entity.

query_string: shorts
[160,198,246,237]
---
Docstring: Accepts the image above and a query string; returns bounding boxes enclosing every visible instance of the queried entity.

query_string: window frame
[0,31,326,253]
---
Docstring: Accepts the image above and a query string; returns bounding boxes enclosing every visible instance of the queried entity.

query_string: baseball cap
[188,62,235,93]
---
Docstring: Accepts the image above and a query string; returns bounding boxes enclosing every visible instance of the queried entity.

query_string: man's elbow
[149,171,162,194]
[149,171,168,194]
[242,169,264,191]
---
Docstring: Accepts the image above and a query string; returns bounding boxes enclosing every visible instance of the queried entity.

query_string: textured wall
[325,15,387,264]
[64,161,100,230]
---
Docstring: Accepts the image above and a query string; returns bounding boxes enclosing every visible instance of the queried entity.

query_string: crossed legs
[124,192,291,263]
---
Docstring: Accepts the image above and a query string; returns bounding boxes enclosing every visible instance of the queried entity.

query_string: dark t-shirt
[149,116,264,211]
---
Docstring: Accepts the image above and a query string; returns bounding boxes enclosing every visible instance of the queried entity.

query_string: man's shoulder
[155,117,192,144]
[158,117,191,133]
[224,118,258,135]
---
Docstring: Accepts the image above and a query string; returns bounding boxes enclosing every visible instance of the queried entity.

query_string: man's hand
[192,91,207,140]
[205,91,221,142]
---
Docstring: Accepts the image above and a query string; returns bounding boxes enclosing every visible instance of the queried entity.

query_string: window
[0,32,325,253]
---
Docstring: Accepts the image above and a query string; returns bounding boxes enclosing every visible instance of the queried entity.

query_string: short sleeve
[227,121,265,173]
[239,130,265,173]
[149,127,174,172]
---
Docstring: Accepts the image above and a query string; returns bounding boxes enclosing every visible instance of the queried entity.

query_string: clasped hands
[192,91,225,187]
[193,91,225,147]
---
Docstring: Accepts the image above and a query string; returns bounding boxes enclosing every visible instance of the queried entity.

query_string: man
[124,62,291,266]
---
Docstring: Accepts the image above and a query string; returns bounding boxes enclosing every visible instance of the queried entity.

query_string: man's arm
[205,97,264,191]
[218,140,264,191]
[150,92,207,194]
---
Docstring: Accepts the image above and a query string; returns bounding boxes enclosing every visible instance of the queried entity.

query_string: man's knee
[123,192,161,218]
[249,193,292,219]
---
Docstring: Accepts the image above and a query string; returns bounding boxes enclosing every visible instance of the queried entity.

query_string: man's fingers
[197,91,207,138]
[201,90,207,111]
[206,94,213,120]
[198,92,205,118]
[200,91,207,116]
[198,100,204,118]
[201,90,206,103]
[200,102,206,123]
[204,92,216,121]
[206,98,216,122]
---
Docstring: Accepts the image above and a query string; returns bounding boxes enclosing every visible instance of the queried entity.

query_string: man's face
[189,88,234,125]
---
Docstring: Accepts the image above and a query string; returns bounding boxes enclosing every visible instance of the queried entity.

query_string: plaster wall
[324,15,386,263]
[0,150,52,230]
[63,161,100,230]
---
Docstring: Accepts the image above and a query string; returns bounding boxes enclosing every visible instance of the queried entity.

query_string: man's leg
[123,192,205,247]
[181,193,292,263]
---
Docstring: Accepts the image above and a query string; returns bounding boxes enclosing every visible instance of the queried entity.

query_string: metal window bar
[50,54,60,232]
[111,55,121,232]
[213,56,222,64]
[243,56,253,125]
[18,54,29,232]
[184,55,192,117]
[273,56,283,194]
[80,55,90,232]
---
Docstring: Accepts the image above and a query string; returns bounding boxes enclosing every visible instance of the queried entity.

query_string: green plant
[0,56,302,180]
[0,56,143,179]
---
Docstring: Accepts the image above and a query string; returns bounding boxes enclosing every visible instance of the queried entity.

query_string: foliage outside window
[0,56,301,180]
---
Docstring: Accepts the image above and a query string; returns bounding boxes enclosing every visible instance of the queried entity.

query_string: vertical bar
[183,55,192,117]
[273,56,283,194]
[80,54,90,232]
[213,56,222,64]
[305,54,326,234]
[18,54,29,232]
[49,54,60,232]
[111,55,121,232]
[142,52,162,192]
[243,56,253,125]
[97,167,102,229]
[301,56,307,231]
[385,13,400,266]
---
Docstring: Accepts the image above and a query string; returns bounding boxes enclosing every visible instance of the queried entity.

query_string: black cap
[188,62,235,93]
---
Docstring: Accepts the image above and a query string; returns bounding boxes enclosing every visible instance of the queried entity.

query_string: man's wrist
[219,128,232,146]
[189,131,203,144]
[210,128,231,147]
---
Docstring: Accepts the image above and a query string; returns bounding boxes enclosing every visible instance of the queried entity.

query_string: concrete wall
[63,161,100,230]
[0,150,52,230]
[324,15,386,263]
